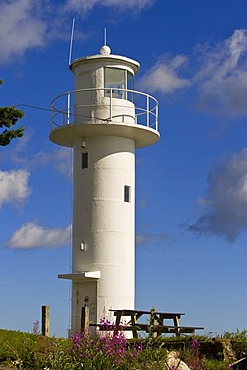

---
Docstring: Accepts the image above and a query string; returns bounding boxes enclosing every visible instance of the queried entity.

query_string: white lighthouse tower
[50,43,159,334]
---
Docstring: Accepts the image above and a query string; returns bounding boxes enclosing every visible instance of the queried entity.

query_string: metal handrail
[50,87,159,131]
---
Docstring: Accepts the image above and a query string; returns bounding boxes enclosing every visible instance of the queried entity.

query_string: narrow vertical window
[124,185,131,203]
[81,152,88,169]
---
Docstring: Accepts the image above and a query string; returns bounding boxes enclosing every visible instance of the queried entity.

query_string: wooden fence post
[42,305,50,337]
[81,306,89,333]
[149,307,158,338]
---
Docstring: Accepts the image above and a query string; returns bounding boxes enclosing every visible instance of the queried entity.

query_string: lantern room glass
[104,68,134,101]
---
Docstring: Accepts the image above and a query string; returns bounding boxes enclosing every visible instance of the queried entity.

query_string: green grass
[0,329,38,360]
[0,329,245,369]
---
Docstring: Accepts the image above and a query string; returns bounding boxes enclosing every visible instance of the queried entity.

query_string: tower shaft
[72,136,135,329]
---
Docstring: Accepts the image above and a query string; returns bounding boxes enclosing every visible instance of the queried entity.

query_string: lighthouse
[50,44,159,334]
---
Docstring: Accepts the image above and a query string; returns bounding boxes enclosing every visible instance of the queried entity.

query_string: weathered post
[149,307,158,338]
[81,306,90,333]
[42,305,50,337]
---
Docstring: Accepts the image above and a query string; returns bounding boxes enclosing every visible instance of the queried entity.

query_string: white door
[72,281,97,333]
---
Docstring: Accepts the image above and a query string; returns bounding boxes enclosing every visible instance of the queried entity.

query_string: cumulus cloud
[189,148,247,242]
[194,29,247,116]
[0,0,47,63]
[139,29,247,118]
[0,0,155,63]
[0,169,31,208]
[139,55,190,94]
[9,222,71,249]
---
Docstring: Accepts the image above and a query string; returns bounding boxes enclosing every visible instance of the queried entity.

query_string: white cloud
[139,54,190,94]
[194,29,247,116]
[189,148,247,242]
[0,0,155,63]
[139,29,247,118]
[9,222,71,249]
[0,169,31,207]
[0,0,47,63]
[0,141,72,178]
[23,147,71,177]
[53,147,72,177]
[64,0,155,12]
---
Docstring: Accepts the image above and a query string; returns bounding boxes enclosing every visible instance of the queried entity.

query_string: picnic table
[108,308,204,338]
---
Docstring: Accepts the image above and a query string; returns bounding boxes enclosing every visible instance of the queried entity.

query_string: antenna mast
[104,28,107,46]
[69,18,76,65]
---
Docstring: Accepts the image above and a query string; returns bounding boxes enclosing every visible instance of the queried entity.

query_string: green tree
[0,80,24,146]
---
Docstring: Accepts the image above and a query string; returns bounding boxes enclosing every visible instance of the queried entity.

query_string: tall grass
[0,328,243,369]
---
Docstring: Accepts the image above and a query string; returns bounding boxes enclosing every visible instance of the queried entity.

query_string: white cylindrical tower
[50,45,159,334]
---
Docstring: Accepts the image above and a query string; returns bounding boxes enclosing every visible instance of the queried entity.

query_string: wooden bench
[85,308,204,338]
[107,309,204,338]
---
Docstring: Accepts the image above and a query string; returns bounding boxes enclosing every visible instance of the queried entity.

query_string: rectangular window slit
[81,153,88,169]
[124,185,131,202]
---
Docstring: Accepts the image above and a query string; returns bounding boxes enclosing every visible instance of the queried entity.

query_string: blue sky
[1,0,247,337]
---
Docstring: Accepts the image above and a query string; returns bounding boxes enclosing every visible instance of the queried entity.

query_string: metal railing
[50,87,159,131]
